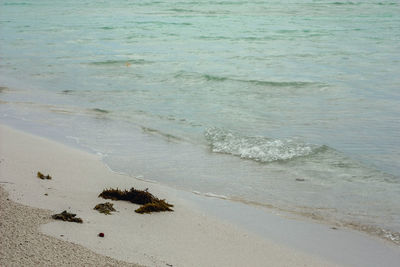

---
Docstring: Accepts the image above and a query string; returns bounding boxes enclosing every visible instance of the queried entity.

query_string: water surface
[1,0,399,244]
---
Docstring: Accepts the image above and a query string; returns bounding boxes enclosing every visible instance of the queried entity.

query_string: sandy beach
[0,186,141,266]
[1,1,400,266]
[0,124,340,266]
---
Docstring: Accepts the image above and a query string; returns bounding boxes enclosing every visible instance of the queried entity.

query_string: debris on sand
[37,171,52,180]
[94,202,116,215]
[52,210,83,223]
[135,200,174,214]
[99,187,154,204]
[99,187,173,214]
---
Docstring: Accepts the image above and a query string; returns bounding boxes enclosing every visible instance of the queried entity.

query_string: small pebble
[98,233,104,237]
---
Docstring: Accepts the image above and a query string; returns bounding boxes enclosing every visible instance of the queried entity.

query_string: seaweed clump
[37,171,52,180]
[52,210,83,223]
[94,202,116,215]
[99,187,173,214]
[135,201,173,214]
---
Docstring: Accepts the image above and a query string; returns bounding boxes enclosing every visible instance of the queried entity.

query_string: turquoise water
[1,0,400,244]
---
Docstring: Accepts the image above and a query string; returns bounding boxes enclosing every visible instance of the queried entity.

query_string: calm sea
[1,0,399,244]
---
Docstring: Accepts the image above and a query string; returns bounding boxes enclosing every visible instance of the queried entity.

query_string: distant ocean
[1,0,399,244]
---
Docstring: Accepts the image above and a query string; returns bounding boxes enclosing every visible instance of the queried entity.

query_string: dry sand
[0,124,337,266]
[0,186,141,266]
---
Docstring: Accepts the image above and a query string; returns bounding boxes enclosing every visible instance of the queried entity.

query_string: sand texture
[0,124,338,267]
[0,186,141,266]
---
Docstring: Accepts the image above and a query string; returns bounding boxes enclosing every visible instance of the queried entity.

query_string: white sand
[0,124,337,266]
[0,186,141,266]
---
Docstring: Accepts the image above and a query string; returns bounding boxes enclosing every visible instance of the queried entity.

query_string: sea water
[1,0,399,244]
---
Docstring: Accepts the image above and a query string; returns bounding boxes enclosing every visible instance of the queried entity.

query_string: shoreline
[1,84,399,248]
[0,124,339,266]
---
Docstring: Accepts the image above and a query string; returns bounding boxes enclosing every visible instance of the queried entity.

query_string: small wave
[204,192,229,199]
[331,1,358,5]
[61,89,74,94]
[141,126,182,142]
[196,35,278,42]
[203,74,228,82]
[205,128,326,163]
[132,21,192,26]
[209,1,248,5]
[175,71,320,88]
[168,8,196,12]
[246,79,314,87]
[135,175,157,184]
[87,59,151,66]
[49,107,77,115]
[197,35,231,40]
[99,26,114,30]
[91,108,110,114]
[66,135,81,144]
[133,1,164,6]
[3,2,32,6]
[343,222,400,246]
[377,2,397,6]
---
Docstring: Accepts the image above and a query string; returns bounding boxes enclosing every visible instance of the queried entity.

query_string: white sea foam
[1,0,400,246]
[205,128,324,163]
[66,135,81,144]
[204,192,228,200]
[135,175,157,184]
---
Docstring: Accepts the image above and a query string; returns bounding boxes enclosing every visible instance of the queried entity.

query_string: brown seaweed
[94,202,116,215]
[99,187,173,214]
[37,171,52,180]
[52,210,83,223]
[135,200,173,214]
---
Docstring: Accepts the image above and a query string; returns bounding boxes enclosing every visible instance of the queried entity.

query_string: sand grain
[0,186,142,267]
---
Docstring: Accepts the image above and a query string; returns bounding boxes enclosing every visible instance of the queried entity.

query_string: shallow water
[1,0,400,244]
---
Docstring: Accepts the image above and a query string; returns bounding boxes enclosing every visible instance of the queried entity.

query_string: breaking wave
[205,127,327,162]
